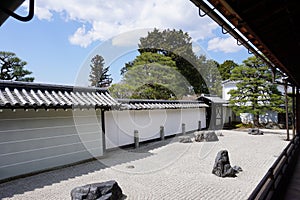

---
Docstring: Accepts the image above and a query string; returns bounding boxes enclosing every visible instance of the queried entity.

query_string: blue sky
[0,0,250,86]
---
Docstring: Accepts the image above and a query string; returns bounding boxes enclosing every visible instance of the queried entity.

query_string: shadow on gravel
[0,135,179,199]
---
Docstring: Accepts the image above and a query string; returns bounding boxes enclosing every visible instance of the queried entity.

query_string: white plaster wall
[0,109,103,181]
[222,82,237,100]
[181,108,206,131]
[105,108,206,149]
[240,111,278,124]
[164,109,181,136]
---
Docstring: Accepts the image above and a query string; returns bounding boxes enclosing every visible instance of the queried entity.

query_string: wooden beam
[284,79,289,140]
[297,88,300,134]
[292,86,296,138]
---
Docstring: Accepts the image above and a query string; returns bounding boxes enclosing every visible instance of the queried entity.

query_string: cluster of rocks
[194,131,219,142]
[212,150,242,178]
[71,180,123,200]
[248,128,264,135]
[178,136,193,143]
[178,130,220,143]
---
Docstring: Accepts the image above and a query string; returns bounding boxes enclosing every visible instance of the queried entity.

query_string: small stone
[126,165,135,169]
[178,136,192,143]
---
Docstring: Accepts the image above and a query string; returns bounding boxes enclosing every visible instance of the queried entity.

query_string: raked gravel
[0,130,289,200]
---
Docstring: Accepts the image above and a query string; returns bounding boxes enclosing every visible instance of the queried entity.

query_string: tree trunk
[253,114,260,127]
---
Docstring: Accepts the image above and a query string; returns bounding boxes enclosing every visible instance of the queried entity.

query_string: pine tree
[218,60,239,80]
[0,51,34,82]
[228,56,284,126]
[89,55,112,87]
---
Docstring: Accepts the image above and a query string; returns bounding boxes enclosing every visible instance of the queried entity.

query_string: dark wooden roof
[0,0,25,26]
[191,0,300,87]
[198,95,228,105]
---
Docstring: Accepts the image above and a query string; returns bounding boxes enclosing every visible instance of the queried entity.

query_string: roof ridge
[0,80,107,92]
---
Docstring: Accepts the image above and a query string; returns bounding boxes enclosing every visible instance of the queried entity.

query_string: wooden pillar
[211,103,216,130]
[220,104,223,129]
[160,126,165,140]
[292,86,296,138]
[182,123,186,135]
[297,88,300,135]
[284,80,289,141]
[101,109,106,154]
[198,121,202,131]
[134,130,139,148]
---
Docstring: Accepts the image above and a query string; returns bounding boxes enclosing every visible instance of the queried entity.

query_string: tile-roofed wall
[198,94,228,104]
[118,99,208,110]
[0,80,119,109]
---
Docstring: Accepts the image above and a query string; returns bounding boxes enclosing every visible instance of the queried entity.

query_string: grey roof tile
[0,81,118,109]
[118,99,208,110]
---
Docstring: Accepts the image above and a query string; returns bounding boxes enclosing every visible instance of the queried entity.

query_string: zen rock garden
[177,132,243,179]
[212,150,242,178]
[71,180,123,200]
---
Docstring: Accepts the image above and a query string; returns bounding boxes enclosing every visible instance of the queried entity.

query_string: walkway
[284,146,300,199]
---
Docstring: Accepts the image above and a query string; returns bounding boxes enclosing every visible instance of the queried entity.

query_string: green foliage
[0,51,34,82]
[122,29,209,94]
[218,60,239,80]
[112,52,190,100]
[120,28,223,97]
[201,59,222,96]
[235,123,254,128]
[229,56,284,125]
[109,83,135,99]
[89,55,112,87]
[131,83,176,100]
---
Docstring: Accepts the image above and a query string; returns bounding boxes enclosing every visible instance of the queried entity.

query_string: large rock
[178,136,192,143]
[248,128,264,135]
[194,131,219,142]
[71,180,123,200]
[212,150,242,178]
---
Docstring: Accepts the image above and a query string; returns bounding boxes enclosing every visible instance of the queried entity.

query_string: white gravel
[0,130,289,200]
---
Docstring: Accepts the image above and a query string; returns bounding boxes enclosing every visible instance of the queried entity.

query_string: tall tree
[112,52,190,99]
[0,51,34,82]
[228,56,284,126]
[121,28,207,94]
[201,59,222,96]
[89,55,112,87]
[218,60,239,80]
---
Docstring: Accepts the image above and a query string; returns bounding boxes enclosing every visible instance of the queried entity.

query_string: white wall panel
[0,109,103,181]
[105,108,206,149]
[164,109,182,136]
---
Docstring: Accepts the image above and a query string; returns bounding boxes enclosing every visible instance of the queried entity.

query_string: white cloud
[207,37,243,53]
[68,25,95,48]
[111,29,150,47]
[33,0,219,47]
[35,6,53,21]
